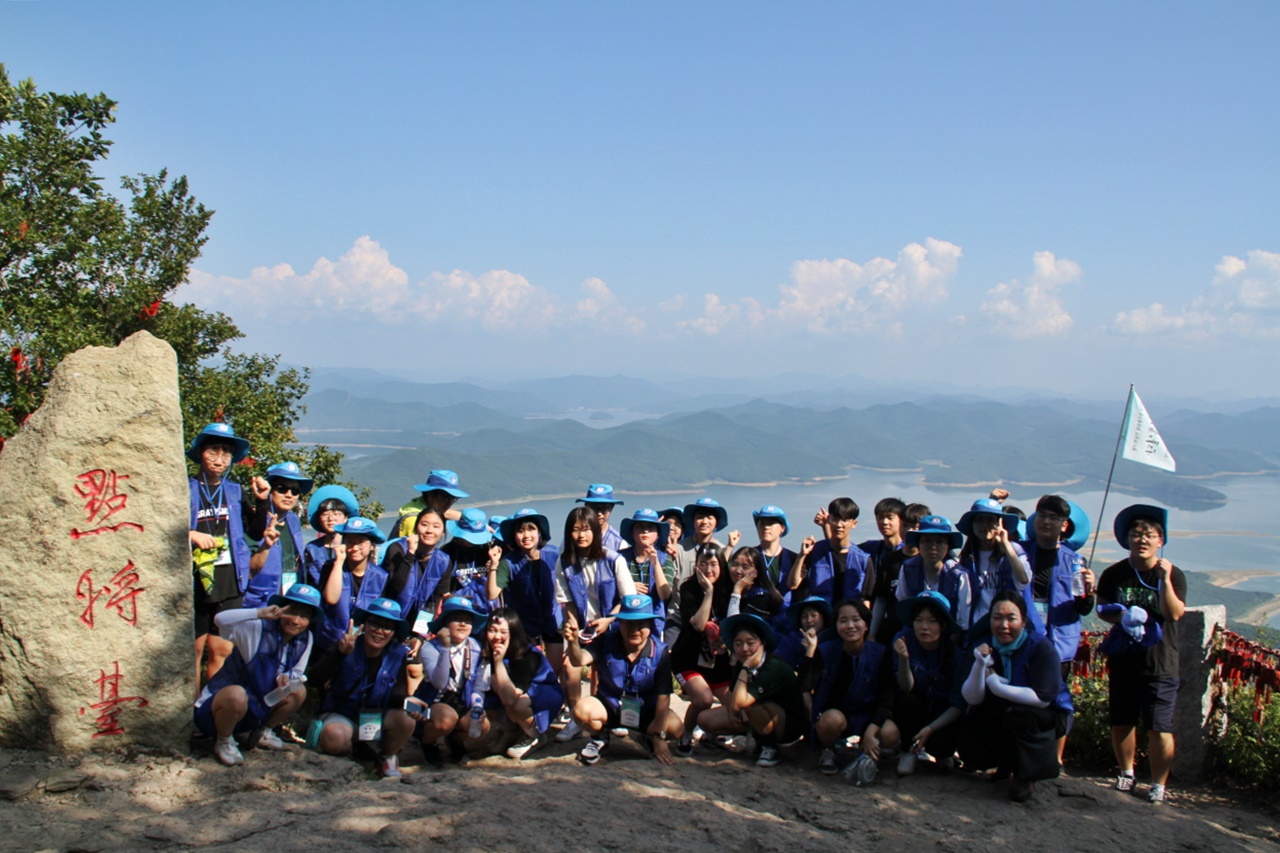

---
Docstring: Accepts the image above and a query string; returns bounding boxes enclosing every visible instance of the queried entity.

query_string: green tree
[0,66,380,520]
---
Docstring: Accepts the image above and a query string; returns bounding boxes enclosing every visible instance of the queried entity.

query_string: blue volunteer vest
[501,546,562,641]
[243,511,305,608]
[812,638,888,727]
[189,478,253,594]
[203,621,310,721]
[318,563,389,649]
[322,641,410,719]
[597,631,667,714]
[564,553,621,625]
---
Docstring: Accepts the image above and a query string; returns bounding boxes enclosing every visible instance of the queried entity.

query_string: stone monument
[0,331,192,751]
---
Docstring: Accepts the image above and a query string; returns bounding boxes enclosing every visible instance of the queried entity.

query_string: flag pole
[1088,384,1133,568]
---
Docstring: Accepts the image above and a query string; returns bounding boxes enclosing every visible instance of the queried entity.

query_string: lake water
[462,469,1280,627]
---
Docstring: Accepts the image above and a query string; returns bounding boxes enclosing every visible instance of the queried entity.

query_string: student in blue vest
[576,483,627,554]
[408,596,490,764]
[243,462,313,609]
[492,509,563,646]
[956,499,1031,638]
[1023,494,1096,766]
[311,597,415,778]
[302,484,359,587]
[194,583,321,766]
[890,591,966,776]
[481,607,564,760]
[697,612,809,768]
[960,590,1072,802]
[751,506,798,630]
[440,508,504,614]
[554,506,636,743]
[774,596,831,671]
[187,423,270,688]
[896,515,971,639]
[802,599,899,782]
[787,497,869,608]
[318,517,389,652]
[618,508,676,637]
[671,544,735,757]
[564,594,682,765]
[862,497,907,643]
[382,507,451,632]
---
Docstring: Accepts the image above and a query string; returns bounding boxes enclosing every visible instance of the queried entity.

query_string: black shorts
[1109,675,1179,733]
[194,593,243,637]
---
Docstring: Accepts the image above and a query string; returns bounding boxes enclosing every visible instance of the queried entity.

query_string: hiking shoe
[555,720,583,743]
[506,732,546,760]
[897,751,918,776]
[1009,778,1034,803]
[675,734,694,757]
[1115,772,1136,792]
[842,753,877,786]
[578,738,609,765]
[756,746,780,768]
[251,727,287,750]
[215,737,244,766]
[378,755,402,779]
[818,748,838,775]
[1147,784,1167,804]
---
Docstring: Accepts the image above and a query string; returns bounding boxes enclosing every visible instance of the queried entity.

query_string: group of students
[186,422,1188,803]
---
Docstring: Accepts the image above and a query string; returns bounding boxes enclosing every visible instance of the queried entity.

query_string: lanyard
[198,476,226,533]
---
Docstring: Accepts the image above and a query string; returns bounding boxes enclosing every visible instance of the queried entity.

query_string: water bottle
[264,676,306,707]
[1070,554,1087,597]
[468,692,485,739]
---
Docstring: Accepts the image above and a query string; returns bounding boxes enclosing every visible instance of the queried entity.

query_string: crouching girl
[193,583,320,766]
[409,596,491,764]
[483,607,564,760]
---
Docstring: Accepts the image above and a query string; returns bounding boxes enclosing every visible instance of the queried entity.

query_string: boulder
[0,331,191,751]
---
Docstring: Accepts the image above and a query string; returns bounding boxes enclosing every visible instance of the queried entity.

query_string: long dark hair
[562,506,604,564]
[485,606,531,663]
[685,543,734,617]
[729,545,783,613]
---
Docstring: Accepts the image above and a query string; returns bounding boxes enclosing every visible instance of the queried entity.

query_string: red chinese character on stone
[76,561,145,629]
[78,661,149,738]
[70,469,145,539]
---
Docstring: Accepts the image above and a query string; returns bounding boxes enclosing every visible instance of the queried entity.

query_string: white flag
[1120,387,1176,472]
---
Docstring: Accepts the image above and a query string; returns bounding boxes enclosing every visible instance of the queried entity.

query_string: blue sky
[5,2,1279,397]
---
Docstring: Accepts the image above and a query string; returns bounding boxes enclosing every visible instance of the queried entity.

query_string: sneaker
[1114,772,1136,792]
[818,748,838,775]
[675,734,694,758]
[578,737,609,765]
[1009,778,1034,803]
[756,746,780,768]
[378,754,402,779]
[555,720,583,743]
[896,751,917,776]
[552,707,572,727]
[609,727,630,738]
[214,737,244,767]
[506,732,546,760]
[252,727,287,750]
[421,743,445,769]
[842,753,877,786]
[1147,784,1167,804]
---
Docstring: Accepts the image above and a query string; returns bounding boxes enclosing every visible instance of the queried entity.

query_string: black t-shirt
[671,578,731,678]
[504,652,543,692]
[1097,559,1187,678]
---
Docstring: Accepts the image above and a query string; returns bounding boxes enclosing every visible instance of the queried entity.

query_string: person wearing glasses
[243,462,313,609]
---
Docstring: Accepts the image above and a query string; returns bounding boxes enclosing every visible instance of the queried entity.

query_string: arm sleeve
[290,634,313,680]
[985,676,1050,708]
[961,657,987,705]
[613,555,637,597]
[214,608,264,662]
[554,559,572,604]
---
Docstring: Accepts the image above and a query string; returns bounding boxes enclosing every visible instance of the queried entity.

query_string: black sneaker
[506,732,546,760]
[674,735,694,758]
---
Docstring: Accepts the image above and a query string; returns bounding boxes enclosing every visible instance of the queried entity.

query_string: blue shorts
[193,693,262,738]
[1109,675,1179,733]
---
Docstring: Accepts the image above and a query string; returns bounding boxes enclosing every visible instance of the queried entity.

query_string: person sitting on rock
[193,583,320,766]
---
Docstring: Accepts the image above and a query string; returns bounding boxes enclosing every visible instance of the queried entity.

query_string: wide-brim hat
[307,484,359,529]
[265,461,313,494]
[1113,504,1169,549]
[447,508,493,545]
[896,590,958,634]
[1027,500,1092,552]
[904,515,963,549]
[488,516,507,542]
[721,612,778,652]
[787,595,832,631]
[684,497,728,532]
[186,422,250,464]
[577,483,625,506]
[413,469,469,499]
[620,508,671,546]
[499,508,551,545]
[752,505,789,536]
[616,593,657,621]
[353,597,410,640]
[957,499,1019,539]
[336,516,387,544]
[429,595,489,634]
[268,582,325,628]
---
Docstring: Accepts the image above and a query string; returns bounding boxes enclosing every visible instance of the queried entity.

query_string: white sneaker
[253,727,287,750]
[896,752,917,776]
[555,720,583,742]
[215,737,244,766]
[379,754,402,779]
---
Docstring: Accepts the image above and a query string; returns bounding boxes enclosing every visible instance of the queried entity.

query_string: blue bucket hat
[429,595,490,634]
[615,593,657,622]
[684,497,728,532]
[336,516,387,544]
[488,515,507,542]
[1113,504,1169,549]
[620,508,671,546]
[1027,500,1092,552]
[956,499,1019,539]
[905,515,963,550]
[752,505,789,537]
[307,484,359,529]
[787,595,832,631]
[413,469,469,499]
[353,597,411,640]
[721,612,777,652]
[265,461,314,494]
[499,508,551,546]
[268,582,325,628]
[186,422,250,464]
[447,508,493,545]
[577,484,625,506]
[896,590,958,634]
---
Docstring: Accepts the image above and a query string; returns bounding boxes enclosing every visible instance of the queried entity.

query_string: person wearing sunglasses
[243,462,314,609]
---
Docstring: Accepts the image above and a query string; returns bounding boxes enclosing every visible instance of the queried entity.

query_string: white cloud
[573,277,645,334]
[1111,249,1280,339]
[980,250,1081,338]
